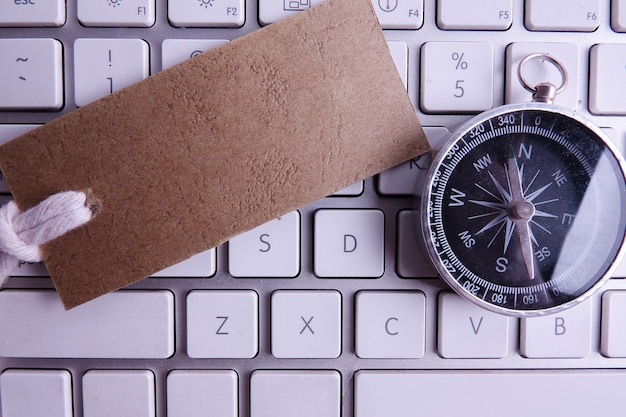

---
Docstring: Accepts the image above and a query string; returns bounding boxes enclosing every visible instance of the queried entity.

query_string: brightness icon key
[77,0,155,27]
[0,39,63,110]
[168,0,245,27]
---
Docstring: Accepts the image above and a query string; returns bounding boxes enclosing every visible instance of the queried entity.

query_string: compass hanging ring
[517,53,569,104]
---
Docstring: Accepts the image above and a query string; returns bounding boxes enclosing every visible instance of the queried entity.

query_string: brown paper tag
[0,0,429,309]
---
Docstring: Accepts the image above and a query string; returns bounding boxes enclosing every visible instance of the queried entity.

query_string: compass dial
[422,103,626,316]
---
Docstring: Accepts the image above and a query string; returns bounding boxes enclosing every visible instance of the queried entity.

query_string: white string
[0,191,94,286]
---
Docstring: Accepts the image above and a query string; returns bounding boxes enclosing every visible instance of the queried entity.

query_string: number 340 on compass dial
[421,103,626,317]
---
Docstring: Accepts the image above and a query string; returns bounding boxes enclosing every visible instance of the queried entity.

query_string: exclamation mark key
[74,38,149,107]
[0,38,64,110]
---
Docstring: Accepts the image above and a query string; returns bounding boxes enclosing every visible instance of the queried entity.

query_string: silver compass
[421,54,626,317]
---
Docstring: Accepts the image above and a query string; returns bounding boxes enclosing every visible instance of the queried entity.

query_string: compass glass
[422,104,626,316]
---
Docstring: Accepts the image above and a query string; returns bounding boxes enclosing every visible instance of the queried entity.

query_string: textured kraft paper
[0,0,429,309]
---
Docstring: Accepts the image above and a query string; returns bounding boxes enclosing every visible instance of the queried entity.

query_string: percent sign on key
[452,52,468,70]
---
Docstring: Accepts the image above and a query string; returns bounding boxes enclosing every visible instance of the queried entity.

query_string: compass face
[422,103,626,316]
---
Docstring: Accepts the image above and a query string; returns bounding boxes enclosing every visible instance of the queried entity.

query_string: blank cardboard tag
[0,0,429,309]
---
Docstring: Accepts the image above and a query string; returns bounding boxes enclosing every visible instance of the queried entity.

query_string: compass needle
[506,147,536,279]
[517,219,535,279]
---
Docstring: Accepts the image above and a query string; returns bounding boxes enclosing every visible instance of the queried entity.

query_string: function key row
[0,0,242,28]
[2,0,626,32]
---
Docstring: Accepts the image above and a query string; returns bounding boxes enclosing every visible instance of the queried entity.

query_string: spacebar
[0,290,174,358]
[355,370,626,417]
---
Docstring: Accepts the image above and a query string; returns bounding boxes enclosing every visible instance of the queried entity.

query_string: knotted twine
[0,191,94,285]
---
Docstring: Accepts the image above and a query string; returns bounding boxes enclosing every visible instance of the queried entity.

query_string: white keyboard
[2,1,626,416]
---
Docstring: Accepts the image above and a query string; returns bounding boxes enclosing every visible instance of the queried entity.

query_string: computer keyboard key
[601,128,626,162]
[521,299,592,358]
[250,370,340,417]
[0,39,63,110]
[377,126,450,197]
[438,292,509,358]
[314,209,384,277]
[151,248,216,277]
[168,0,245,27]
[372,0,424,30]
[525,0,600,32]
[355,370,626,417]
[167,370,238,417]
[0,290,174,358]
[437,0,512,30]
[355,291,426,358]
[601,291,626,357]
[83,370,155,417]
[0,124,39,193]
[0,369,72,417]
[258,0,325,25]
[612,0,626,31]
[395,210,438,278]
[589,44,626,115]
[420,42,494,113]
[11,260,49,277]
[161,39,229,70]
[378,153,431,197]
[187,290,259,358]
[386,41,408,90]
[0,0,65,27]
[271,290,341,358]
[229,211,300,277]
[331,181,364,196]
[74,38,150,107]
[77,0,155,27]
[505,42,579,108]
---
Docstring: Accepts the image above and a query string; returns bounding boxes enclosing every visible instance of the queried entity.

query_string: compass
[421,54,626,316]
